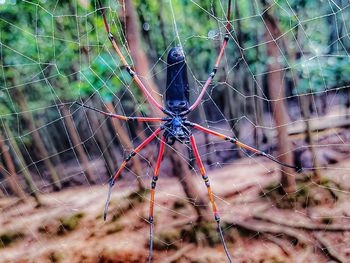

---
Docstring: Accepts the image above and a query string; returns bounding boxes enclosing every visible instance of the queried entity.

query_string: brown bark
[121,0,164,117]
[10,89,62,191]
[3,124,41,206]
[167,145,210,222]
[300,96,321,181]
[93,98,119,168]
[106,102,146,190]
[262,4,296,192]
[60,105,95,183]
[289,24,321,181]
[0,135,27,201]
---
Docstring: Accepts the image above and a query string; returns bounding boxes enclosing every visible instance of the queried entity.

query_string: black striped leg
[76,102,166,122]
[97,0,168,114]
[189,135,233,262]
[104,127,163,221]
[190,123,300,170]
[183,0,232,115]
[148,136,166,263]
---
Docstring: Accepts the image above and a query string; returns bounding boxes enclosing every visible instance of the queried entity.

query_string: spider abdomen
[165,47,190,114]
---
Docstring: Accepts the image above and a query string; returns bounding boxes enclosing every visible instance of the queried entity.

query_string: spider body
[164,47,191,145]
[78,1,298,262]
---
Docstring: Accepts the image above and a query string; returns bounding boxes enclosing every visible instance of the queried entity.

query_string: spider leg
[148,136,166,263]
[189,135,233,263]
[76,102,166,122]
[190,123,300,170]
[97,0,166,113]
[104,126,164,221]
[185,0,232,114]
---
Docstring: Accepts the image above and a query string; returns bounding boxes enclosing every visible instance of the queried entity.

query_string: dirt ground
[1,143,350,263]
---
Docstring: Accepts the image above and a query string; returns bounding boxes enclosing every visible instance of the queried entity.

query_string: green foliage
[295,56,350,94]
[152,228,180,250]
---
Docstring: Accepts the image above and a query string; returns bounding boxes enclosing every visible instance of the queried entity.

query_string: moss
[109,202,133,223]
[181,222,224,246]
[128,188,149,203]
[260,181,315,209]
[172,200,186,210]
[95,214,103,220]
[48,251,63,262]
[319,177,331,186]
[0,230,24,248]
[106,223,125,234]
[321,217,333,224]
[262,179,340,209]
[57,212,85,235]
[152,229,180,250]
[236,225,259,238]
[264,257,286,263]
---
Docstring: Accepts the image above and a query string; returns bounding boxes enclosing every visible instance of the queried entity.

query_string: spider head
[165,47,190,114]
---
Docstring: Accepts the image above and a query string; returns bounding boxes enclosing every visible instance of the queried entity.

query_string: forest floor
[1,127,350,262]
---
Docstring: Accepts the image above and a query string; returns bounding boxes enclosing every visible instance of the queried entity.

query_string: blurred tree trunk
[0,136,27,201]
[60,105,95,183]
[290,24,321,182]
[300,95,321,181]
[40,123,67,179]
[85,100,117,179]
[2,124,41,206]
[120,0,164,117]
[167,145,210,222]
[10,89,62,191]
[92,97,119,166]
[105,102,146,191]
[251,0,268,148]
[262,3,296,193]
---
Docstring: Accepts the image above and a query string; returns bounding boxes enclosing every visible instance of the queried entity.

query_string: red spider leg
[189,135,233,262]
[148,136,166,263]
[104,126,164,221]
[76,102,166,122]
[187,0,232,113]
[97,0,166,113]
[191,123,300,170]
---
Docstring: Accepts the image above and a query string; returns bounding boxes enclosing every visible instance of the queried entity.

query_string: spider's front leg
[189,135,233,263]
[104,126,164,221]
[76,102,166,122]
[97,0,169,114]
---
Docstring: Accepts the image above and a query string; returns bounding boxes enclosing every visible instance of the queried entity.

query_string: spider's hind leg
[103,127,163,221]
[148,136,166,263]
[189,135,233,262]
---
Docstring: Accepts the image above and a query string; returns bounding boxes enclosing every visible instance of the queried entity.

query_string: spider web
[1,0,350,262]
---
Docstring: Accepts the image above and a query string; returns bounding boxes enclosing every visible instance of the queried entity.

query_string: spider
[77,0,298,262]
